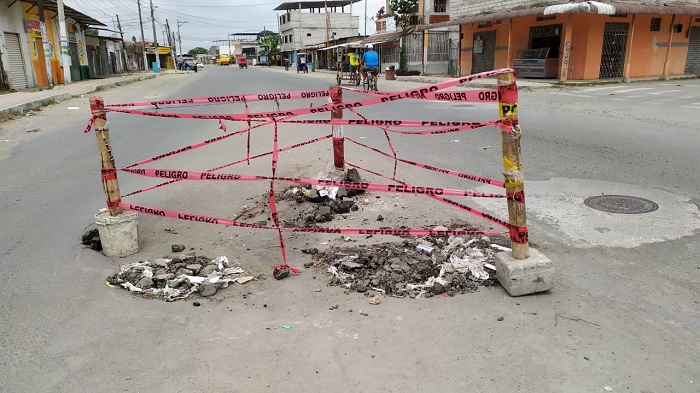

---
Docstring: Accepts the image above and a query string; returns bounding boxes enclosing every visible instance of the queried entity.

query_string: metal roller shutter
[4,32,27,89]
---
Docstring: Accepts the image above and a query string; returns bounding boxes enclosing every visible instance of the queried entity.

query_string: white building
[275,0,360,66]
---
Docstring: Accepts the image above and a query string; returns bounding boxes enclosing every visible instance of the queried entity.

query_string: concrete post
[330,85,344,170]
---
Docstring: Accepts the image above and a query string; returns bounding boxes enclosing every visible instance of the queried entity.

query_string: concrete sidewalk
[0,72,161,115]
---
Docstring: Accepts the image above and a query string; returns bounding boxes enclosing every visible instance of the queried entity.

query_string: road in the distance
[0,65,697,392]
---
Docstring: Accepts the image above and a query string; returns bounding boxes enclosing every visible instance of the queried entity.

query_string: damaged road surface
[311,234,508,297]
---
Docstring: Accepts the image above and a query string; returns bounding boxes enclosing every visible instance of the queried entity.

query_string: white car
[196,62,204,69]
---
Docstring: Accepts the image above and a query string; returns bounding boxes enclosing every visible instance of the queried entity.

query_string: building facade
[275,0,360,68]
[419,0,700,80]
[0,0,106,90]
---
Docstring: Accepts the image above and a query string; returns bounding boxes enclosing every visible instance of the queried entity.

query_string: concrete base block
[495,248,554,297]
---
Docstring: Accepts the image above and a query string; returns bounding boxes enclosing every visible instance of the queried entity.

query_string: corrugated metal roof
[417,1,700,31]
[544,1,616,15]
[609,1,700,16]
[361,28,413,44]
[416,7,547,31]
[21,0,106,26]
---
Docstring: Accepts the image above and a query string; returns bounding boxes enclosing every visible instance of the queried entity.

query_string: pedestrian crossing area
[549,82,700,109]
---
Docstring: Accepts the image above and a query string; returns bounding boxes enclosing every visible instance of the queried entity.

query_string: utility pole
[56,0,71,83]
[137,0,147,70]
[150,0,161,70]
[166,19,175,70]
[116,14,130,73]
[177,20,187,60]
[364,0,367,36]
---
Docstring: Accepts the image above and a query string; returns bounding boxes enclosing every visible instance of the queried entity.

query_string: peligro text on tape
[121,167,507,199]
[106,90,332,108]
[118,201,508,237]
[121,134,332,198]
[103,68,512,123]
[345,137,505,187]
[347,161,514,231]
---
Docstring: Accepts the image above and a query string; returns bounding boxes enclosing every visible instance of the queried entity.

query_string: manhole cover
[584,195,658,214]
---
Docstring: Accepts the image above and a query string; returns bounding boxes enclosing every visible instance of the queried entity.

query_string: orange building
[420,2,700,80]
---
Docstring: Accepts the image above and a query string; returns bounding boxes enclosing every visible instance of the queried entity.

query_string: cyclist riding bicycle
[360,44,379,83]
[348,51,360,74]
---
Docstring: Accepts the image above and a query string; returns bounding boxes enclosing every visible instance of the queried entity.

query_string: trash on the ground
[439,292,449,298]
[314,227,508,298]
[491,244,511,252]
[416,244,434,255]
[235,276,255,284]
[369,296,381,305]
[81,228,102,251]
[67,106,80,110]
[604,387,613,391]
[107,255,250,301]
[171,244,186,252]
[273,266,290,280]
[277,325,292,330]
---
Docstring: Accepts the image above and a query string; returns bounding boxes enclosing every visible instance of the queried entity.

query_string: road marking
[550,91,593,98]
[680,105,700,109]
[580,86,620,92]
[642,101,663,105]
[610,98,627,101]
[611,88,653,94]
[677,96,696,99]
[648,90,682,95]
[625,95,643,99]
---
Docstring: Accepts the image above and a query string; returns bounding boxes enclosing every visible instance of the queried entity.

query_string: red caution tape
[121,134,332,198]
[117,201,508,237]
[346,138,505,187]
[106,90,332,108]
[120,167,507,198]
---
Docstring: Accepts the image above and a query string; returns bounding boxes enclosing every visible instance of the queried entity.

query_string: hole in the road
[584,195,659,214]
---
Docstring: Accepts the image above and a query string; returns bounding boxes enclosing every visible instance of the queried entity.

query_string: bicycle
[351,68,361,86]
[362,69,378,91]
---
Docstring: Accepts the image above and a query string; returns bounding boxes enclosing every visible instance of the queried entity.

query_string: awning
[21,0,106,26]
[274,0,360,11]
[361,28,413,45]
[417,1,700,31]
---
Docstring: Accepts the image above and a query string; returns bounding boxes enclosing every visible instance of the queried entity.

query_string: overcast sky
[65,0,386,52]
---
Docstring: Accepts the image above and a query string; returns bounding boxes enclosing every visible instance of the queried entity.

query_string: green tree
[399,45,407,73]
[260,34,280,57]
[188,47,209,55]
[388,0,418,30]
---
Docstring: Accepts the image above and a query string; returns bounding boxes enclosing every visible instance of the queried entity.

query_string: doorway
[599,22,629,78]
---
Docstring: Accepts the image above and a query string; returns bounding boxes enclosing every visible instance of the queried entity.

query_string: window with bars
[427,31,449,61]
[650,18,661,31]
[382,45,399,64]
[434,0,447,13]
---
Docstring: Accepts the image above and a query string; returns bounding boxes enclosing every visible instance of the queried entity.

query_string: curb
[1,74,158,116]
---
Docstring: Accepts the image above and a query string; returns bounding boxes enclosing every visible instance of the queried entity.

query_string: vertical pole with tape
[496,71,529,259]
[90,96,123,216]
[330,85,345,170]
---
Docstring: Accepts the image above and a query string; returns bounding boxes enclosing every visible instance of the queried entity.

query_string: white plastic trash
[95,208,139,257]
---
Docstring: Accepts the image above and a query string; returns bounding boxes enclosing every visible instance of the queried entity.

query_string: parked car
[178,59,196,71]
[196,62,204,70]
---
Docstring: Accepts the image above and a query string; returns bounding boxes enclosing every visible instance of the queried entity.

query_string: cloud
[66,0,386,52]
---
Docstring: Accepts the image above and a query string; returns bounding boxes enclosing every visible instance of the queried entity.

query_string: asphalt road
[0,66,698,392]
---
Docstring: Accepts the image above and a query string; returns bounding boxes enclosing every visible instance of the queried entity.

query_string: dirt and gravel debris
[311,230,510,298]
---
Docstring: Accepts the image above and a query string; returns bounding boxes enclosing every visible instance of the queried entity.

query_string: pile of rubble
[107,251,258,301]
[311,233,510,298]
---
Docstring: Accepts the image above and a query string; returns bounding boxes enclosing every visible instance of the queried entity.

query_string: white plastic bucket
[94,208,139,257]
